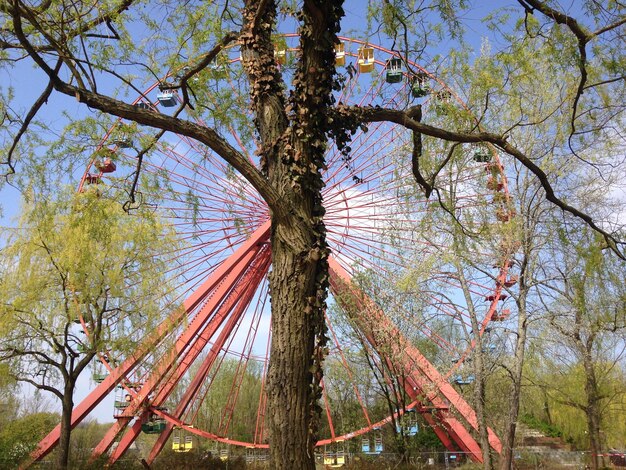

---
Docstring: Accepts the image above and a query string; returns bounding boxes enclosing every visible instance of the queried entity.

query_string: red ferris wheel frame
[24,35,517,467]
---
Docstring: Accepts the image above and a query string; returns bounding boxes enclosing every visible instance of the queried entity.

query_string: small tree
[0,363,20,426]
[0,187,176,469]
[533,230,626,470]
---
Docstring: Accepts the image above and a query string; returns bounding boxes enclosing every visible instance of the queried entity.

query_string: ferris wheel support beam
[91,227,272,460]
[110,248,271,465]
[328,256,501,462]
[379,358,464,453]
[421,410,456,450]
[26,222,271,467]
[377,352,474,455]
[183,221,270,312]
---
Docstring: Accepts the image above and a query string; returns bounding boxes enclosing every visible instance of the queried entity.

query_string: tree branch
[18,376,64,400]
[9,2,281,209]
[2,59,61,180]
[356,105,626,260]
[515,1,626,159]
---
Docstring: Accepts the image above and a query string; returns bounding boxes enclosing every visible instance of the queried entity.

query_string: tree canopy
[0,1,624,469]
[0,187,178,468]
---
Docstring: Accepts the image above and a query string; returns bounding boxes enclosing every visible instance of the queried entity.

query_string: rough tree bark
[6,1,623,468]
[239,1,344,468]
[455,261,493,470]
[499,176,546,470]
[583,340,602,470]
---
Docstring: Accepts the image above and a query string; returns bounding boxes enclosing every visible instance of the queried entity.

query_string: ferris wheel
[31,35,517,465]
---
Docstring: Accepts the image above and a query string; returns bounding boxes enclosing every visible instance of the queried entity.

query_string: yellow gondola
[357,46,374,73]
[335,42,345,66]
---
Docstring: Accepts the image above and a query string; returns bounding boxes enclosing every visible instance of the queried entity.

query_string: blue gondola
[405,409,419,436]
[361,436,370,453]
[453,374,475,386]
[396,409,420,436]
[157,90,177,107]
[374,432,383,453]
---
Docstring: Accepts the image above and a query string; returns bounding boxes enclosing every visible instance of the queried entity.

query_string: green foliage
[0,187,179,359]
[189,358,263,442]
[519,414,562,438]
[523,358,626,449]
[69,420,116,463]
[0,364,19,430]
[0,186,181,466]
[0,412,59,468]
[0,1,624,467]
[409,422,446,450]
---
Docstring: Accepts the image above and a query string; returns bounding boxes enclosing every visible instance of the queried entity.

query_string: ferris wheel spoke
[63,36,515,463]
[216,286,267,437]
[99,245,270,463]
[328,255,502,453]
[324,313,373,429]
[138,250,271,465]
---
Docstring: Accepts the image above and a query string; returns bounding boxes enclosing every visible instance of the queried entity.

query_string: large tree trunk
[267,218,322,470]
[56,381,75,470]
[239,1,343,467]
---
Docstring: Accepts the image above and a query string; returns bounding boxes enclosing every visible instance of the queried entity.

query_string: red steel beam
[91,244,264,459]
[216,286,266,437]
[374,354,464,454]
[254,330,271,445]
[328,256,501,461]
[422,411,455,450]
[23,306,186,466]
[182,221,269,313]
[109,248,270,464]
[143,254,269,464]
[25,221,270,467]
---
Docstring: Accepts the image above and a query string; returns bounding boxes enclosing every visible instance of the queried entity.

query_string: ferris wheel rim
[73,34,515,455]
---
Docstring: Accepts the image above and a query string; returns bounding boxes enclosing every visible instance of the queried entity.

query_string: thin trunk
[583,348,601,470]
[474,344,493,470]
[455,259,492,469]
[56,381,75,470]
[543,394,552,424]
[499,292,528,470]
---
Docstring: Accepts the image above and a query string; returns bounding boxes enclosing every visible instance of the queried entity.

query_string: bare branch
[2,59,61,180]
[17,376,64,400]
[10,7,280,211]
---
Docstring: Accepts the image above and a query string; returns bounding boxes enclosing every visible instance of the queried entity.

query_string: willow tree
[533,230,626,470]
[0,188,175,469]
[1,1,624,469]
